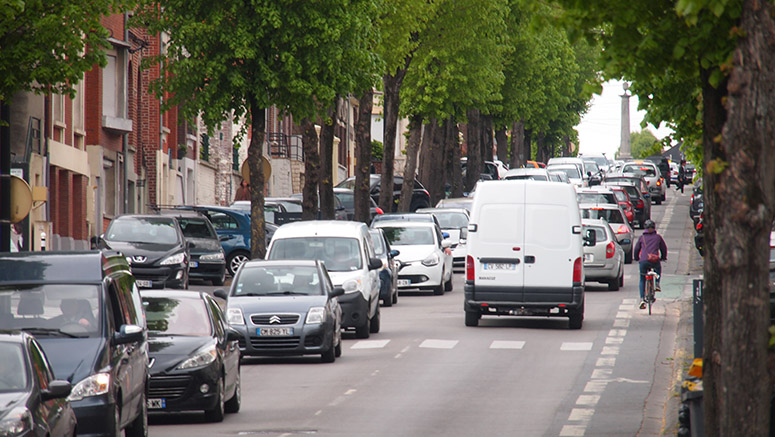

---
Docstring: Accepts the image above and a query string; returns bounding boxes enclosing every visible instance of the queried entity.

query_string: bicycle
[645,268,659,315]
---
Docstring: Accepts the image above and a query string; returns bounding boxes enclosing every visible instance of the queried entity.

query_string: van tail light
[606,241,615,258]
[375,207,384,215]
[466,255,475,281]
[573,257,582,282]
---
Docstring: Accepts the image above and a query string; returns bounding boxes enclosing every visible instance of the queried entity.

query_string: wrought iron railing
[267,132,303,161]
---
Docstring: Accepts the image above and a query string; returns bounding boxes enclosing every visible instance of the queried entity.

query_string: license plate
[147,398,165,409]
[190,261,198,268]
[136,279,152,288]
[584,253,594,262]
[483,263,516,270]
[397,279,410,286]
[258,327,293,336]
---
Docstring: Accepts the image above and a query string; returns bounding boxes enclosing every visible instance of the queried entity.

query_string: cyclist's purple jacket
[634,228,667,262]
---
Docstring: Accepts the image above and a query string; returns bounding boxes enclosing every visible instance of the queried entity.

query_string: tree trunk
[421,119,445,206]
[399,115,422,212]
[494,127,508,163]
[523,128,533,164]
[705,2,775,435]
[535,132,547,164]
[481,114,493,164]
[247,104,267,259]
[465,109,482,192]
[418,118,437,194]
[319,104,336,220]
[379,69,406,213]
[449,121,464,198]
[509,119,525,168]
[301,118,320,221]
[354,89,373,224]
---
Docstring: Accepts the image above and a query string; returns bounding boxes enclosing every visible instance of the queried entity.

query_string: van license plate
[397,279,410,286]
[147,398,165,409]
[259,328,293,336]
[136,280,152,288]
[483,263,516,270]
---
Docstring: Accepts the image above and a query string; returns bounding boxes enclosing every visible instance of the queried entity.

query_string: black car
[218,260,344,363]
[690,181,704,225]
[603,181,651,228]
[333,187,384,221]
[141,290,241,422]
[336,175,431,212]
[0,251,149,437]
[0,331,77,437]
[159,209,227,286]
[99,214,190,289]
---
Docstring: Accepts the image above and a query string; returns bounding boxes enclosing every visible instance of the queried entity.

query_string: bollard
[40,231,46,251]
[692,279,703,358]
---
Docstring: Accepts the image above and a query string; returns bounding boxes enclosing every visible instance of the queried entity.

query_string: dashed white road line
[490,340,525,349]
[419,339,458,349]
[351,340,390,349]
[560,342,593,351]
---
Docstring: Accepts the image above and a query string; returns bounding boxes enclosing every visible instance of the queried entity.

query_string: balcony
[267,133,303,162]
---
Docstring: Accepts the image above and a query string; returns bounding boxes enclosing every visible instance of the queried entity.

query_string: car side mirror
[226,327,241,342]
[214,289,229,301]
[219,235,229,241]
[113,324,144,346]
[643,193,651,198]
[441,240,452,249]
[389,249,400,258]
[583,229,597,247]
[331,287,345,298]
[368,257,383,270]
[41,380,72,401]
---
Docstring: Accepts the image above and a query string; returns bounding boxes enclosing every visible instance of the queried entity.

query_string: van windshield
[268,237,362,272]
[0,284,102,338]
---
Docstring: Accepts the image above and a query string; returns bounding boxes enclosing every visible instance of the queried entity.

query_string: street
[149,189,699,437]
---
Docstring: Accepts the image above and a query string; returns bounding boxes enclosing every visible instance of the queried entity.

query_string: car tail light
[375,207,384,215]
[573,257,582,282]
[466,255,475,281]
[636,199,644,208]
[696,222,703,231]
[616,225,629,234]
[657,179,662,186]
[606,241,615,258]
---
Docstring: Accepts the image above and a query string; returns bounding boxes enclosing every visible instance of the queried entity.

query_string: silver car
[620,161,666,204]
[579,203,634,264]
[416,207,470,271]
[582,218,625,291]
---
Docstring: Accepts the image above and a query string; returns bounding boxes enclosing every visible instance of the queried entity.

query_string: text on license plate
[258,327,293,336]
[147,398,166,409]
[136,279,152,288]
[397,279,410,286]
[483,263,516,270]
[190,261,198,268]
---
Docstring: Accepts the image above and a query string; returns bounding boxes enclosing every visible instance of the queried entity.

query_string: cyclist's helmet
[644,219,656,230]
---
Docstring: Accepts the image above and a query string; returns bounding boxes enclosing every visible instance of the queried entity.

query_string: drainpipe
[159,33,165,207]
[123,12,130,213]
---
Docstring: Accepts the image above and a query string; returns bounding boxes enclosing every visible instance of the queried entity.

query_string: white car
[416,207,470,271]
[372,221,453,295]
[620,160,666,204]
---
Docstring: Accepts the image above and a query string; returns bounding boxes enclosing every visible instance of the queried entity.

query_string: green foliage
[630,130,660,158]
[371,140,383,161]
[376,0,435,77]
[0,0,135,101]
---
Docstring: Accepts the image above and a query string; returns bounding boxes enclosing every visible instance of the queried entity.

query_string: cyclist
[634,219,668,309]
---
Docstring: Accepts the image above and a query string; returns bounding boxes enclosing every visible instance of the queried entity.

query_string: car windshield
[233,265,322,296]
[0,342,28,391]
[583,156,609,168]
[577,193,616,205]
[0,284,101,337]
[380,226,435,246]
[268,237,362,272]
[106,217,179,244]
[143,297,211,336]
[177,218,217,239]
[432,212,468,229]
[547,166,581,179]
[580,208,626,224]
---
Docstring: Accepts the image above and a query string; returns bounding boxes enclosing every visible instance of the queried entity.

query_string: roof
[271,220,367,238]
[373,220,439,229]
[0,250,127,284]
[140,289,207,300]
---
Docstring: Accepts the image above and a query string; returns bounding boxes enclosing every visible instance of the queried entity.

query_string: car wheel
[321,332,336,363]
[568,302,584,330]
[624,249,633,264]
[444,276,453,292]
[381,282,393,307]
[334,330,342,357]
[111,403,121,437]
[204,378,225,423]
[465,310,480,327]
[212,269,226,286]
[355,318,370,339]
[227,251,251,277]
[608,277,620,291]
[125,392,148,437]
[224,367,241,414]
[369,305,380,334]
[619,272,624,287]
[432,283,444,295]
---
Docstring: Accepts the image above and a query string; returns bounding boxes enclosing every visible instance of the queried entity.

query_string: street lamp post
[620,82,632,159]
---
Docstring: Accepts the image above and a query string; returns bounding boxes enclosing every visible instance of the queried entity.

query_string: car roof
[577,187,615,194]
[416,207,469,215]
[271,220,367,238]
[0,330,28,343]
[579,203,622,210]
[582,218,613,228]
[240,259,320,268]
[140,289,207,300]
[373,220,438,229]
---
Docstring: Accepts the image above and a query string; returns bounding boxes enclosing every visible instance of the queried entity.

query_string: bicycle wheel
[646,278,653,315]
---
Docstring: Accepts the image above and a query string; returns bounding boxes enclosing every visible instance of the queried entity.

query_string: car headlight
[199,252,225,261]
[342,279,362,294]
[68,373,110,401]
[160,252,186,265]
[306,307,326,324]
[422,253,440,267]
[0,406,32,436]
[177,344,217,370]
[226,308,245,325]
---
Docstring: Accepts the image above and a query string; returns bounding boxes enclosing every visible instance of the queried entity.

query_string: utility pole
[619,82,632,159]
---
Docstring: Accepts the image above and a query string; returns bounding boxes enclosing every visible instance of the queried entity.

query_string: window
[206,212,239,230]
[102,51,126,119]
[200,134,210,161]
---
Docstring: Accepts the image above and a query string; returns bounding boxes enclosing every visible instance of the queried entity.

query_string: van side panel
[471,202,525,301]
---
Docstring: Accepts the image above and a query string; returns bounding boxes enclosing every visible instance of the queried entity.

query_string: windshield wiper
[21,327,83,338]
[266,291,308,296]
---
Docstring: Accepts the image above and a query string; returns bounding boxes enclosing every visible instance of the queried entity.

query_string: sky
[575,79,673,158]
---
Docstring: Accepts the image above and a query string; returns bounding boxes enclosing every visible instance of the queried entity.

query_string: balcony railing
[267,132,303,162]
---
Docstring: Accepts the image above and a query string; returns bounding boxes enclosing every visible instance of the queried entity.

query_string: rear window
[622,164,656,177]
[433,212,469,229]
[577,193,616,205]
[584,226,607,242]
[580,208,626,224]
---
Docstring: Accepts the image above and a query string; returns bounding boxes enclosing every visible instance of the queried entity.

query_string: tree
[629,130,660,158]
[558,0,775,434]
[137,0,379,258]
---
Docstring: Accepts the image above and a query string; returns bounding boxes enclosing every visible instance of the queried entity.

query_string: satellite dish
[241,156,272,184]
[10,175,32,224]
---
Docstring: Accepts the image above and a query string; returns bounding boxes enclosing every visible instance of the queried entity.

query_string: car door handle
[524,256,536,264]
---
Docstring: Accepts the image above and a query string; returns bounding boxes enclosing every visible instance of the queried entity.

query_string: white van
[266,221,383,338]
[464,180,594,329]
[547,157,589,187]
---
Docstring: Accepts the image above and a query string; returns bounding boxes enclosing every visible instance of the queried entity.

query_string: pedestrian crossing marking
[419,339,458,349]
[351,340,390,349]
[490,340,526,349]
[560,424,587,436]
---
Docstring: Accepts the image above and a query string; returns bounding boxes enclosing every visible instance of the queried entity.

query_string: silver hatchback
[582,218,625,291]
[579,204,634,264]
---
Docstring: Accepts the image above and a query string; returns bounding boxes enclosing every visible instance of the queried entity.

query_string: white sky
[575,79,673,157]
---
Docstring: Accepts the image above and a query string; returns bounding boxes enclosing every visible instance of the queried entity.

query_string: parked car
[461,158,506,180]
[546,163,585,189]
[98,214,190,289]
[581,219,625,290]
[370,212,440,228]
[608,186,636,224]
[266,221,382,338]
[158,209,227,286]
[620,160,666,204]
[372,221,453,295]
[644,155,672,188]
[578,204,634,264]
[181,205,277,276]
[142,289,241,421]
[694,211,705,257]
[416,207,469,271]
[218,260,344,362]
[0,331,77,437]
[369,229,400,307]
[503,167,562,182]
[603,180,652,228]
[0,251,149,437]
[333,187,384,221]
[336,175,431,212]
[287,193,350,222]
[690,181,704,225]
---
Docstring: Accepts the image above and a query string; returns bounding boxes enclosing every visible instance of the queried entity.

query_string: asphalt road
[149,187,697,437]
